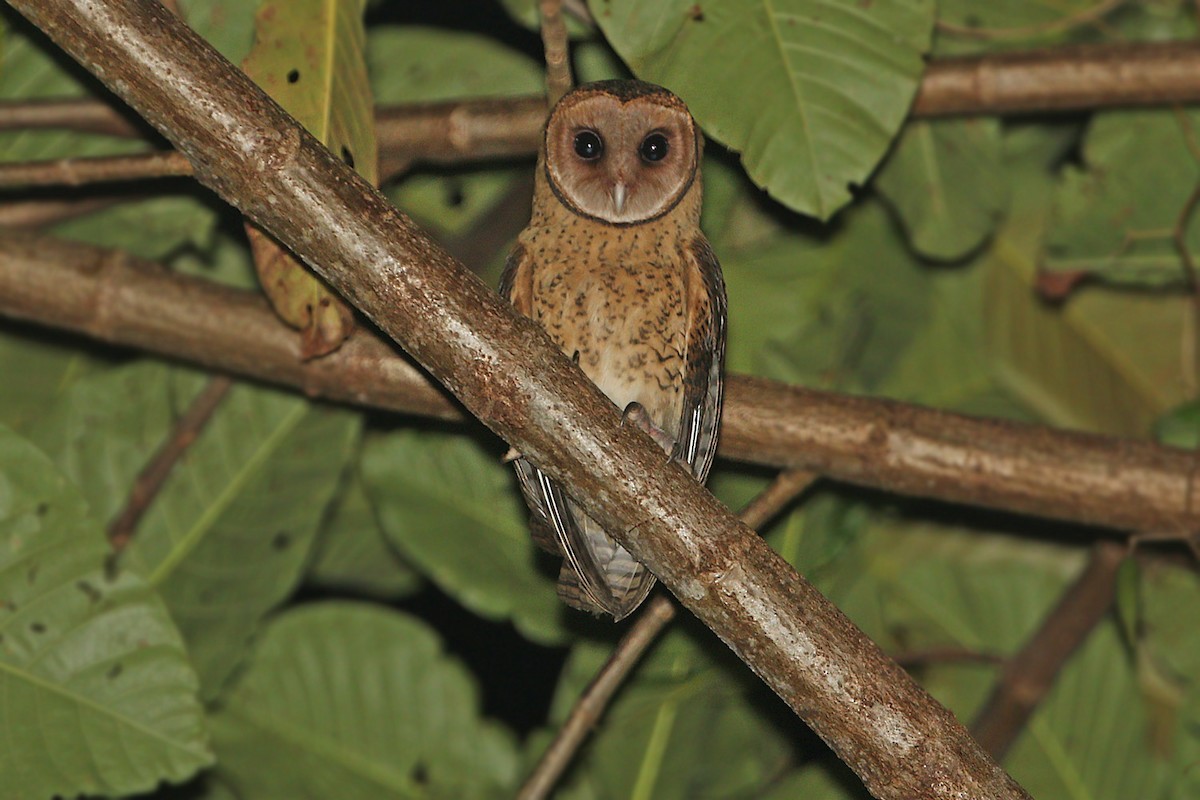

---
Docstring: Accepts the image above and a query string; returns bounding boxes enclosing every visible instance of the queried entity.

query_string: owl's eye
[573,130,604,160]
[639,133,669,162]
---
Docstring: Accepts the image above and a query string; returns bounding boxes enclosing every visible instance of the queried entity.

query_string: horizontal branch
[911,41,1200,116]
[1,41,1197,189]
[1,233,1194,537]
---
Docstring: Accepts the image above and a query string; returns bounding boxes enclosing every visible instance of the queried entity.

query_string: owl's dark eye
[573,130,604,160]
[639,133,669,162]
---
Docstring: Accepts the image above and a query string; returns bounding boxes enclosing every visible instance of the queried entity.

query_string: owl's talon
[621,402,675,454]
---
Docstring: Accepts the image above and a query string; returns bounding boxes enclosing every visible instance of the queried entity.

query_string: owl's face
[543,81,700,226]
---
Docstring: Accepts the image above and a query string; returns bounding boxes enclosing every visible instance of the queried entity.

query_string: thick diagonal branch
[6,2,1028,798]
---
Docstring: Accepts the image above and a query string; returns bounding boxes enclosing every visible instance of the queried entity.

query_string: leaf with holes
[0,425,211,798]
[590,0,935,219]
[240,0,378,356]
[209,603,518,798]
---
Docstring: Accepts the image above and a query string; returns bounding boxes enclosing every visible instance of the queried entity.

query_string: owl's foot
[621,402,675,455]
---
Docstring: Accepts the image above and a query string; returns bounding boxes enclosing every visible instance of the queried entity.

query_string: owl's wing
[500,243,647,619]
[675,236,727,483]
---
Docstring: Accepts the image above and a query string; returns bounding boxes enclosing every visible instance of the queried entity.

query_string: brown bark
[913,41,1200,117]
[1,232,1196,538]
[5,2,1027,796]
[970,542,1127,760]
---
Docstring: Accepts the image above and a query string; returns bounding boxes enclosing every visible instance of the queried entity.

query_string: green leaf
[361,429,570,645]
[933,0,1122,55]
[986,158,1186,434]
[0,324,108,434]
[548,630,795,799]
[876,118,1008,261]
[115,382,361,698]
[179,0,264,65]
[52,196,219,261]
[26,362,202,525]
[1008,625,1171,799]
[370,26,543,237]
[1043,109,1200,286]
[210,603,519,799]
[308,467,421,597]
[767,491,865,581]
[590,0,935,219]
[719,200,931,391]
[0,425,211,798]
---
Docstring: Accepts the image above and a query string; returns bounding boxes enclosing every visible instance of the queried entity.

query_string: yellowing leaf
[241,0,379,358]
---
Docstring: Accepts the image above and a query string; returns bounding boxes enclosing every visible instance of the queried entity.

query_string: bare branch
[540,0,574,106]
[108,375,233,550]
[3,3,1028,795]
[1,232,1197,538]
[0,97,143,137]
[0,150,190,189]
[912,41,1200,117]
[970,542,1127,759]
[1,42,1197,160]
[0,196,122,228]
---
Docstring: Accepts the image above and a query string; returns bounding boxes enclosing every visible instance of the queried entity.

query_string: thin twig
[0,97,142,137]
[539,0,574,106]
[892,646,1005,669]
[970,541,1127,760]
[107,375,234,550]
[519,469,819,800]
[0,196,121,228]
[0,150,191,188]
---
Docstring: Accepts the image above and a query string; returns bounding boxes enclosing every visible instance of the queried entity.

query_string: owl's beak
[611,182,627,215]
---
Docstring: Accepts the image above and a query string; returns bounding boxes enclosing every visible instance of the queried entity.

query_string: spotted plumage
[500,80,726,620]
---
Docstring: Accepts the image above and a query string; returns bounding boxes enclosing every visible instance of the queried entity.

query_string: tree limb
[0,232,1196,538]
[970,541,1127,759]
[4,2,1028,797]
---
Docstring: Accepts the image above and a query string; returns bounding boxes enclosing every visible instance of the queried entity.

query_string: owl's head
[542,80,701,226]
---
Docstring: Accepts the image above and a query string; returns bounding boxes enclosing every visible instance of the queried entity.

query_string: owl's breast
[532,253,689,437]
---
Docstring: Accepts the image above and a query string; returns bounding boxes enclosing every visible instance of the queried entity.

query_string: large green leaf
[590,0,935,219]
[986,159,1186,435]
[0,324,108,434]
[876,118,1008,261]
[719,199,932,391]
[1043,110,1200,286]
[0,425,211,798]
[361,429,570,645]
[209,603,519,799]
[308,466,421,597]
[109,379,361,698]
[27,362,201,525]
[52,196,218,261]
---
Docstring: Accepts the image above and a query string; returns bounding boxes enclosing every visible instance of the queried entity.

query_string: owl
[500,80,726,620]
